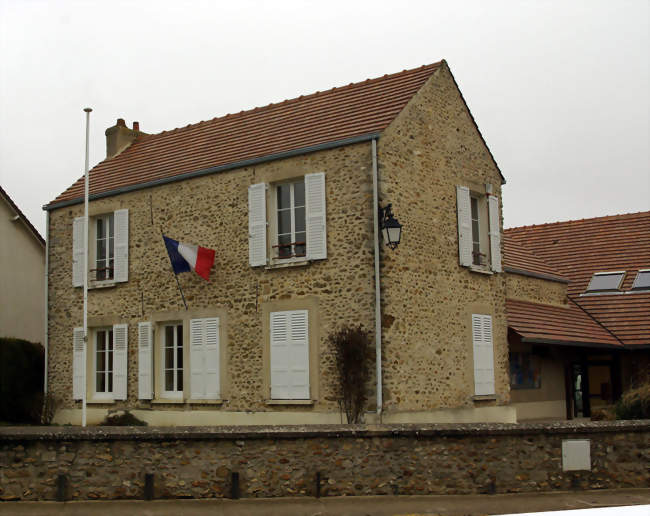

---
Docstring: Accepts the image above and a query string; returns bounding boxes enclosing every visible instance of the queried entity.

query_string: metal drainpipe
[44,210,49,394]
[371,138,383,422]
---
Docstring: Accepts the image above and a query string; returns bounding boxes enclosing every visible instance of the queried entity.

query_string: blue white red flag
[163,236,215,281]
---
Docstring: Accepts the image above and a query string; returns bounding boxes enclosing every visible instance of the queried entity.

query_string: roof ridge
[568,296,626,347]
[153,62,442,138]
[506,210,650,232]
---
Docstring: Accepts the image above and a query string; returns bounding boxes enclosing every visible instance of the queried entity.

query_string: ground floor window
[163,323,183,398]
[95,328,114,396]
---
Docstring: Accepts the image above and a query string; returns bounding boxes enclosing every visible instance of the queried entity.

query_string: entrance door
[570,363,590,418]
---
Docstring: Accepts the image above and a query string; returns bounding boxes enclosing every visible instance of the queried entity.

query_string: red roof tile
[49,62,443,206]
[506,212,650,348]
[506,298,622,348]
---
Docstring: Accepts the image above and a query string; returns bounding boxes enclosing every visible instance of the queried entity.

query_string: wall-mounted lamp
[379,204,403,250]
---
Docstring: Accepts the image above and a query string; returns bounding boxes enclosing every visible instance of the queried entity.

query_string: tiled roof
[503,235,568,282]
[0,185,45,246]
[506,298,622,348]
[50,62,444,206]
[506,212,650,348]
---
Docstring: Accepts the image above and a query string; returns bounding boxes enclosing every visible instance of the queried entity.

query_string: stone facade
[506,273,568,306]
[46,62,513,425]
[1,421,648,501]
[378,65,509,412]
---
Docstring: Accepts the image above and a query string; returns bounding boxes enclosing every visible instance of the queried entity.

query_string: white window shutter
[204,318,220,399]
[472,314,495,396]
[72,327,85,400]
[72,217,85,287]
[270,310,309,400]
[456,186,472,267]
[305,172,327,260]
[190,319,205,399]
[113,323,128,400]
[488,195,502,272]
[113,209,129,282]
[138,322,153,400]
[248,183,267,267]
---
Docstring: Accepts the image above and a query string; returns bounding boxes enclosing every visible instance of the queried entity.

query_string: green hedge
[0,337,44,423]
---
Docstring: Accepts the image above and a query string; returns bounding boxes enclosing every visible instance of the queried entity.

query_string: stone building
[44,61,515,425]
[0,185,45,344]
[504,212,650,420]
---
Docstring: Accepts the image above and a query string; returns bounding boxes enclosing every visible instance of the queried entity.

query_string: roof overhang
[517,334,625,350]
[504,266,569,284]
[44,132,381,211]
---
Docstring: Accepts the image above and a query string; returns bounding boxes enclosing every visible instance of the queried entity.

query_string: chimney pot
[116,118,126,127]
[133,121,140,131]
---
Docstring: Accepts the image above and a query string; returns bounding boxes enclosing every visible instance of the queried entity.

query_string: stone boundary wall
[1,421,648,501]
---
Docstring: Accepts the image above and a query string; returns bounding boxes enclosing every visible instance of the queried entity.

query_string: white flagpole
[82,107,92,427]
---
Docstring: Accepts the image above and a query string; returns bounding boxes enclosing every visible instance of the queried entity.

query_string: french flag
[163,236,215,281]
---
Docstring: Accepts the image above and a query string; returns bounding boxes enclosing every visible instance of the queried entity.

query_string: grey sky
[1,0,648,237]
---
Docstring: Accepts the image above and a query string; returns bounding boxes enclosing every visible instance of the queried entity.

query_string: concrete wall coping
[1,420,648,442]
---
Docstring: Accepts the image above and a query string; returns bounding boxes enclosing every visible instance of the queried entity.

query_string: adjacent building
[504,212,650,420]
[0,185,45,344]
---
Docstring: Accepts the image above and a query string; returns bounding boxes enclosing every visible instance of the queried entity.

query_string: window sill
[265,260,311,271]
[266,399,315,405]
[88,281,117,290]
[469,265,493,275]
[87,398,115,404]
[151,398,185,404]
[472,394,497,401]
[188,399,223,405]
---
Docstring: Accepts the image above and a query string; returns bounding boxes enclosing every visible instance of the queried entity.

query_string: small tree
[329,325,371,424]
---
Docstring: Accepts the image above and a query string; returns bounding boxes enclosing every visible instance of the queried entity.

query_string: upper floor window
[470,196,482,266]
[585,271,624,293]
[456,185,501,272]
[248,172,326,267]
[631,270,650,291]
[95,214,114,281]
[72,209,129,286]
[276,180,306,259]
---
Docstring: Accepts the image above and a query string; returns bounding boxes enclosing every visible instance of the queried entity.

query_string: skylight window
[585,272,625,293]
[631,270,650,291]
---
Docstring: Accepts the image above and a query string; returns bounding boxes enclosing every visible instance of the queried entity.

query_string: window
[269,310,310,400]
[248,172,326,267]
[141,313,224,402]
[162,323,183,398]
[72,324,128,401]
[509,352,541,389]
[631,270,650,291]
[471,314,495,396]
[275,180,306,259]
[586,272,624,293]
[456,185,501,272]
[72,209,128,287]
[95,214,114,281]
[470,196,483,265]
[94,328,114,396]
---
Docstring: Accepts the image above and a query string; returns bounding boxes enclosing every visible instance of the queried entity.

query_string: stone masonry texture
[0,421,648,501]
[377,64,508,410]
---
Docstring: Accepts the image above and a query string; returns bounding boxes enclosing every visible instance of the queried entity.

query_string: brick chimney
[105,119,143,159]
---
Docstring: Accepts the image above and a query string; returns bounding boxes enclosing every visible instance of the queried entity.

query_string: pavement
[0,489,649,516]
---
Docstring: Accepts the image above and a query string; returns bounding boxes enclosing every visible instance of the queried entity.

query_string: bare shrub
[329,325,372,424]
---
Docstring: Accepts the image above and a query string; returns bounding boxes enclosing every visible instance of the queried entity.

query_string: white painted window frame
[162,322,184,400]
[93,327,114,400]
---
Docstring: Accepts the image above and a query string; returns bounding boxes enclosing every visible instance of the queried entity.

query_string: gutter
[371,138,383,422]
[43,133,382,211]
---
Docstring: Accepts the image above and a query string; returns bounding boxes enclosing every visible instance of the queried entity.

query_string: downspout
[371,138,383,422]
[43,210,49,394]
